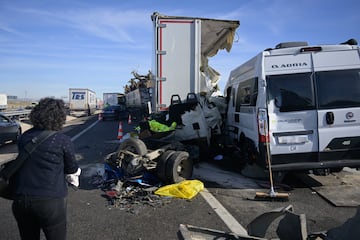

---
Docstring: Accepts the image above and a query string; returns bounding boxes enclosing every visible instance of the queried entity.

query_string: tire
[165,151,193,183]
[156,150,176,182]
[118,138,147,156]
[239,136,249,163]
[238,137,253,172]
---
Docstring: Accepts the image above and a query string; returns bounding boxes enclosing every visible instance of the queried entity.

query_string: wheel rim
[177,158,191,178]
[166,151,193,183]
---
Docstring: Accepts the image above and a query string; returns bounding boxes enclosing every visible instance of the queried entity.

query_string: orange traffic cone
[128,114,132,124]
[117,122,123,140]
[98,113,103,121]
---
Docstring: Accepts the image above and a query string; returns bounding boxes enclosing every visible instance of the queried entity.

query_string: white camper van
[225,39,360,173]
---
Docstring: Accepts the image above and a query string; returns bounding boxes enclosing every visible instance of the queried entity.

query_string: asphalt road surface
[0,116,358,239]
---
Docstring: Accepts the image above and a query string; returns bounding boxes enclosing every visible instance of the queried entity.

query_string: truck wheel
[165,151,193,183]
[156,150,175,182]
[118,138,147,156]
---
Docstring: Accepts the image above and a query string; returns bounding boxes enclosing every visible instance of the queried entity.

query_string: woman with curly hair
[9,97,80,240]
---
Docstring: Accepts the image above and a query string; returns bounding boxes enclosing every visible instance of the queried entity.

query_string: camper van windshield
[315,69,360,109]
[267,72,315,112]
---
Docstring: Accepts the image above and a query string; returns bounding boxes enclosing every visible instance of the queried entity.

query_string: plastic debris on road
[154,180,204,200]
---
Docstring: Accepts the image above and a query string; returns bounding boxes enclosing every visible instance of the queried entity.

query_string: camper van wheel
[118,138,147,156]
[240,138,254,163]
[156,150,176,182]
[165,151,193,183]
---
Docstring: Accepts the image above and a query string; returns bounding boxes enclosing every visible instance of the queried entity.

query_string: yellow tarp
[154,180,204,199]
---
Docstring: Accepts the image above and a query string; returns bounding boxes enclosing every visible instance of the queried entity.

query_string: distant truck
[124,72,152,120]
[103,92,127,119]
[69,88,96,117]
[0,94,7,111]
[103,92,126,107]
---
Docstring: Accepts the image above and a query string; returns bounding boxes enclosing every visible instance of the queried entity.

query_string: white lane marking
[200,188,248,236]
[71,120,99,142]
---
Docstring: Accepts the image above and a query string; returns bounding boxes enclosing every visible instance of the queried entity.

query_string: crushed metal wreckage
[103,181,172,214]
[88,154,171,211]
[105,137,194,184]
[90,167,173,214]
[89,138,199,213]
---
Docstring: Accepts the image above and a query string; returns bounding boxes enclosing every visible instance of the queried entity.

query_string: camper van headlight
[278,135,309,144]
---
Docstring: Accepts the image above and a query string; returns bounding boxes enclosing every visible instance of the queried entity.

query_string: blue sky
[1,0,359,101]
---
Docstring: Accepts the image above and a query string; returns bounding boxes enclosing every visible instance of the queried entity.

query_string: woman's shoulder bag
[0,131,56,200]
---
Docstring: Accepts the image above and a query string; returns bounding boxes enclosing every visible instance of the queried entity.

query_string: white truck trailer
[150,12,240,112]
[69,88,96,117]
[0,94,7,111]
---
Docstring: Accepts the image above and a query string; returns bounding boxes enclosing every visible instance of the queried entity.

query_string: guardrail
[1,110,32,119]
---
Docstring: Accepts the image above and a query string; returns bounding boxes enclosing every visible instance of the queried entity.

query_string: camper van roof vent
[275,42,309,49]
[340,38,358,46]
